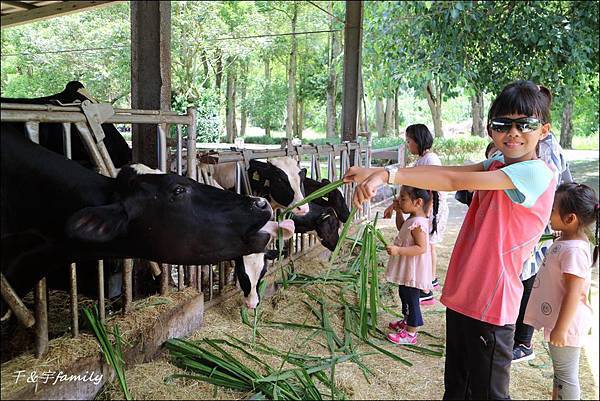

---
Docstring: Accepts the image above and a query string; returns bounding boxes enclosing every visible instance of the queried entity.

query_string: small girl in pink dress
[524,183,598,400]
[386,185,439,344]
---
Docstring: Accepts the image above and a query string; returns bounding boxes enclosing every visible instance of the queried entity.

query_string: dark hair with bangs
[555,183,599,266]
[401,185,440,235]
[406,124,434,156]
[487,80,553,124]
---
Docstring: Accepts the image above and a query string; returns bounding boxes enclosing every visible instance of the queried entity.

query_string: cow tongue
[259,219,295,240]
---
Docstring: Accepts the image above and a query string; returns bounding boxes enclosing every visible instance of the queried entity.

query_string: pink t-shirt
[440,158,555,326]
[524,240,593,347]
[386,216,432,291]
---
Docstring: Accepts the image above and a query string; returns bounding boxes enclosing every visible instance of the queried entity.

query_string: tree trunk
[384,97,395,136]
[294,97,300,138]
[285,2,298,139]
[201,50,210,89]
[375,98,385,137]
[225,59,237,143]
[358,94,366,134]
[560,99,574,149]
[239,61,248,137]
[215,49,223,96]
[298,100,304,139]
[325,1,339,139]
[470,92,486,137]
[357,67,366,134]
[394,89,400,132]
[264,56,271,138]
[425,80,443,137]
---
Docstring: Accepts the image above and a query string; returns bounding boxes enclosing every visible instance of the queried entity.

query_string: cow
[291,203,340,252]
[234,219,294,309]
[179,157,310,308]
[1,124,281,318]
[302,177,351,223]
[1,81,132,169]
[210,157,310,216]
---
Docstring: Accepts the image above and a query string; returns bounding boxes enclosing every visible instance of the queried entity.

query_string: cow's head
[314,206,341,252]
[304,177,351,223]
[65,165,275,264]
[248,158,309,216]
[234,219,295,309]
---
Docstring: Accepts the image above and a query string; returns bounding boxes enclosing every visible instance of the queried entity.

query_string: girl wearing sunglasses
[343,80,557,400]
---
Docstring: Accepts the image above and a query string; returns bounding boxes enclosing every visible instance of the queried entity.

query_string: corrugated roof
[1,1,118,28]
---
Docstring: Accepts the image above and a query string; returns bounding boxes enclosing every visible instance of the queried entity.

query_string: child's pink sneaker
[388,319,407,331]
[387,329,417,345]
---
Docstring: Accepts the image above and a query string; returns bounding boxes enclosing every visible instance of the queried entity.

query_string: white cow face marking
[236,253,267,309]
[269,157,309,216]
[131,163,164,175]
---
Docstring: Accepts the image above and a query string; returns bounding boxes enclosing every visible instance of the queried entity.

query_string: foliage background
[1,1,598,150]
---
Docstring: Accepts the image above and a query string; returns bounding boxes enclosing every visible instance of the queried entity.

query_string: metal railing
[1,101,374,359]
[1,101,196,358]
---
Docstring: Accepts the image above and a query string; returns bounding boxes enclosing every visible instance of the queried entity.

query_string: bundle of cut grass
[165,338,351,400]
[83,306,131,400]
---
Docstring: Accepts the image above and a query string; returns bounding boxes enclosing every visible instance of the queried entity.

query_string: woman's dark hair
[487,80,553,128]
[555,183,599,266]
[402,185,439,235]
[406,124,434,156]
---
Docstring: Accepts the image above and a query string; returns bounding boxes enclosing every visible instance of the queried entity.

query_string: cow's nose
[254,198,269,209]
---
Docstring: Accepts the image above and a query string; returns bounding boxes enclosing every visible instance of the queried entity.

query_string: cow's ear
[321,178,331,185]
[66,204,129,242]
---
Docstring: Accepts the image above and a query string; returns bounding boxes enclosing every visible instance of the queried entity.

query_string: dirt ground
[98,153,598,400]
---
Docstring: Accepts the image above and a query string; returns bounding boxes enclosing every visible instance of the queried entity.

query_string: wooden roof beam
[1,1,119,28]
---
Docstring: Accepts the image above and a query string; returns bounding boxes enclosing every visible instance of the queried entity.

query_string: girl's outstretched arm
[549,273,587,347]
[344,165,515,208]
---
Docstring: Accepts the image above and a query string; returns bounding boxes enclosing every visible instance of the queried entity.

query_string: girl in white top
[524,183,598,400]
[386,124,449,303]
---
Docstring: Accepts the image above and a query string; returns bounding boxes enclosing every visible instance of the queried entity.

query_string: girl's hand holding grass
[386,245,402,256]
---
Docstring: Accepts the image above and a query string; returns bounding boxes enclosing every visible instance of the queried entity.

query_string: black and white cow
[210,157,310,216]
[1,124,279,317]
[1,81,132,169]
[291,203,340,252]
[234,219,295,309]
[303,177,351,223]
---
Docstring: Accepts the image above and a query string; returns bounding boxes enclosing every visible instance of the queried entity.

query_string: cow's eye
[172,185,186,197]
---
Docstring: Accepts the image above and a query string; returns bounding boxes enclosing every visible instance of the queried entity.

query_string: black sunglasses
[488,117,543,134]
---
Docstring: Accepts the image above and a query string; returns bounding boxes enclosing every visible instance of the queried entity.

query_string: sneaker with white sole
[419,290,435,305]
[387,329,417,345]
[512,343,535,363]
[432,277,439,289]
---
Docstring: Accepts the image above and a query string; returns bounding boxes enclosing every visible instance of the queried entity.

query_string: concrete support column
[131,1,171,168]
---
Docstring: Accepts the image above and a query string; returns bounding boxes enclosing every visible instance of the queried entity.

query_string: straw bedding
[99,203,597,400]
[0,287,199,398]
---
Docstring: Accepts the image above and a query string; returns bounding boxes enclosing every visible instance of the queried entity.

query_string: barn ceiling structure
[1,0,363,166]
